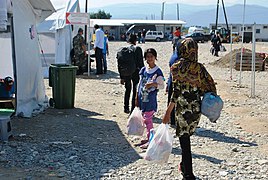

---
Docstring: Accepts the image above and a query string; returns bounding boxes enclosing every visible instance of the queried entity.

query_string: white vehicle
[188,26,204,34]
[145,30,164,42]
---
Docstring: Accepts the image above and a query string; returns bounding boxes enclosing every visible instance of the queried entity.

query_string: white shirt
[94,28,104,49]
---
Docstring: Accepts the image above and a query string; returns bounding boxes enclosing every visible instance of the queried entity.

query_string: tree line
[90,10,111,19]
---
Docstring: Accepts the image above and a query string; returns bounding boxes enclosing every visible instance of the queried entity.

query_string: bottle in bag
[149,128,155,143]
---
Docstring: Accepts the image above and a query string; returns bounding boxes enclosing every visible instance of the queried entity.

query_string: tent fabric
[37,0,80,32]
[10,0,54,117]
[0,0,8,31]
[37,0,80,78]
[52,0,80,31]
[55,27,72,64]
[28,0,55,23]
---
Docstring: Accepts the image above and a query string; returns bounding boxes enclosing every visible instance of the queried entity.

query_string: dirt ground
[1,40,268,179]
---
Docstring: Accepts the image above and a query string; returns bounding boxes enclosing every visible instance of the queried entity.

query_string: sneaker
[179,163,185,176]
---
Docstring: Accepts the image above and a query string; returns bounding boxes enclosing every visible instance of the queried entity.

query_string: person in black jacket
[211,31,221,57]
[120,34,144,114]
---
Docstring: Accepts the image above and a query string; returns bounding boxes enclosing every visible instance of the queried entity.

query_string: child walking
[135,48,165,149]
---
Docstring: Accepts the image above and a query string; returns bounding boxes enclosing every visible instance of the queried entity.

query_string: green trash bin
[49,64,78,109]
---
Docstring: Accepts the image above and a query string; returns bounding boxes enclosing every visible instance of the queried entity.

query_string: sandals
[140,142,149,149]
[134,139,148,147]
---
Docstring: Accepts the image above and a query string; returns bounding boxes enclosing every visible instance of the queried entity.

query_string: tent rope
[37,35,48,68]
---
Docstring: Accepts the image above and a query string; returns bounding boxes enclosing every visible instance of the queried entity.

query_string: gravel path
[0,41,267,179]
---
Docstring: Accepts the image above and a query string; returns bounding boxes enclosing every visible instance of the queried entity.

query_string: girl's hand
[165,85,169,94]
[145,82,156,89]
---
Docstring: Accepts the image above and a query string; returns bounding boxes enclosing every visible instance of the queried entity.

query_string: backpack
[116,46,136,77]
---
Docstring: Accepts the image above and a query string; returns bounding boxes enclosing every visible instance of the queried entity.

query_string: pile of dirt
[210,48,252,68]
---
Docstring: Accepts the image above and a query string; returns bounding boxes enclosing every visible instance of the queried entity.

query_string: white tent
[37,0,80,78]
[0,0,55,117]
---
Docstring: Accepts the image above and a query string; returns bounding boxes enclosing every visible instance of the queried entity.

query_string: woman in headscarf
[162,38,216,180]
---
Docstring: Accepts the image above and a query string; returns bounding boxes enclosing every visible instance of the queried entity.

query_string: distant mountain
[89,3,268,27]
[184,4,268,26]
[89,3,215,22]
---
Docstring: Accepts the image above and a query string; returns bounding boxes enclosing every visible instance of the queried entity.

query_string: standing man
[172,27,181,52]
[119,34,144,113]
[141,29,146,43]
[137,29,142,43]
[94,24,104,75]
[72,28,87,75]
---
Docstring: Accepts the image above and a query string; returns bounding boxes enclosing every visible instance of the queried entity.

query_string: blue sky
[51,0,268,9]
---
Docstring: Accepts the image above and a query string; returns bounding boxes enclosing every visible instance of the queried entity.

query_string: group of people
[73,27,217,179]
[119,33,217,180]
[72,24,109,75]
[211,31,222,57]
[137,29,146,43]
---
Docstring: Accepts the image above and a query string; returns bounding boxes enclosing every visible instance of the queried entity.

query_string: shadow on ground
[195,128,258,146]
[76,69,119,80]
[7,107,141,179]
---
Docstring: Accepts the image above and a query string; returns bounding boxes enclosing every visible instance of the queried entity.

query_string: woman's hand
[162,113,170,124]
[135,98,139,107]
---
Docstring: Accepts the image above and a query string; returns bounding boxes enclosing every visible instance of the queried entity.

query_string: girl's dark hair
[144,48,157,59]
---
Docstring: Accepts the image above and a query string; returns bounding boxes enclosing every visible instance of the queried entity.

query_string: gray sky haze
[51,0,268,9]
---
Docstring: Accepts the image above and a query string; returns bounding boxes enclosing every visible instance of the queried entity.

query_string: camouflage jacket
[73,34,85,55]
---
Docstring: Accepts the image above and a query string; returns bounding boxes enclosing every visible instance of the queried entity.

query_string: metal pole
[251,23,256,97]
[84,0,88,44]
[230,25,233,80]
[221,0,229,31]
[239,0,246,85]
[215,0,219,29]
[161,2,165,20]
[86,0,91,76]
[177,3,180,20]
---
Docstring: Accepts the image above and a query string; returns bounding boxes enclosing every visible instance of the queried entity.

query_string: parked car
[145,31,164,42]
[184,32,209,43]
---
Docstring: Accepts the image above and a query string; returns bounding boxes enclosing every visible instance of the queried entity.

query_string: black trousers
[95,47,103,74]
[179,134,196,180]
[168,81,176,125]
[124,72,139,112]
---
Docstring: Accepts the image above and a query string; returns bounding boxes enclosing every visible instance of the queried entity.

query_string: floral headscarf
[171,38,216,93]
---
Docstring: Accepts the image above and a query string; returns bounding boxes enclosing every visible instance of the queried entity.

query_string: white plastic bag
[220,45,226,52]
[126,107,144,136]
[144,123,173,164]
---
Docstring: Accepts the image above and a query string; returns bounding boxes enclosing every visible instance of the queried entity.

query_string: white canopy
[0,0,55,117]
